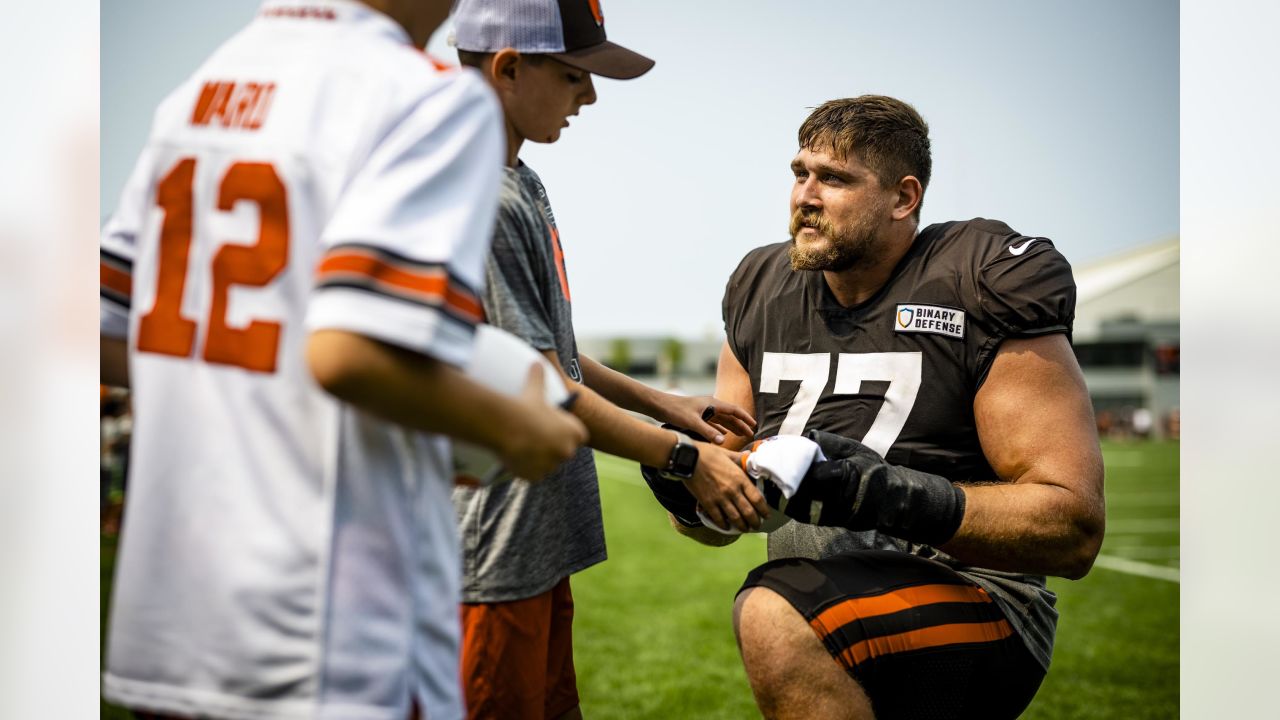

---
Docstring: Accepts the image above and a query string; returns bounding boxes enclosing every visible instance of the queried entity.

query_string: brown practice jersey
[722,217,1076,670]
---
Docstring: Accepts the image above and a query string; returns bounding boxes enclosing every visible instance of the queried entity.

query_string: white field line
[1105,545,1180,559]
[1105,519,1180,534]
[1093,554,1180,583]
[1106,492,1180,506]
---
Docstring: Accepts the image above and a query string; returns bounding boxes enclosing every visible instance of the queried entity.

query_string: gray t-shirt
[452,163,605,603]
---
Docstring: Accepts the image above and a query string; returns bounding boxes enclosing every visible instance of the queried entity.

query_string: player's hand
[667,512,742,547]
[683,444,770,532]
[500,365,589,481]
[660,395,755,445]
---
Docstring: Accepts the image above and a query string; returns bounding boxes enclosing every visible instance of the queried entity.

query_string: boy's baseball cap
[451,0,654,80]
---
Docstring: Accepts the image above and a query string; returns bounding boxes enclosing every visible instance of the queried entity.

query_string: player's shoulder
[918,218,1076,335]
[920,217,1068,272]
[725,241,794,304]
[349,45,496,121]
[730,241,792,285]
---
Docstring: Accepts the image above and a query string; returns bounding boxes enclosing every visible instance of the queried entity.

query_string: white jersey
[99,2,502,718]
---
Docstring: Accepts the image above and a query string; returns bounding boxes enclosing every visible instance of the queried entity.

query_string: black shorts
[740,550,1045,720]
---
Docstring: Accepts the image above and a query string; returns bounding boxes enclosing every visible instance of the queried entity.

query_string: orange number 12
[136,158,289,373]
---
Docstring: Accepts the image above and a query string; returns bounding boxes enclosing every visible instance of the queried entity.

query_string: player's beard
[787,207,882,272]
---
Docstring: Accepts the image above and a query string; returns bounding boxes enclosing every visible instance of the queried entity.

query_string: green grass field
[102,440,1178,719]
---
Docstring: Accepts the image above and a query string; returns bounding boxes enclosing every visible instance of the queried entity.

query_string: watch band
[662,430,699,480]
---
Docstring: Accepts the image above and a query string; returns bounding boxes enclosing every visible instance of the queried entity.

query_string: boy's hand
[682,444,769,532]
[661,395,756,445]
[499,365,589,481]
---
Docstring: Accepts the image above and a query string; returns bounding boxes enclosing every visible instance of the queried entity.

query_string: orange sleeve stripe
[101,262,133,297]
[810,583,993,639]
[317,251,483,323]
[839,619,1013,667]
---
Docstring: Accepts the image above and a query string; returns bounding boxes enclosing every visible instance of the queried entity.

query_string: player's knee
[733,586,775,652]
[734,588,808,692]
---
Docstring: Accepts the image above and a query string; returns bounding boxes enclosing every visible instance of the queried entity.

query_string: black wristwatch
[662,431,700,480]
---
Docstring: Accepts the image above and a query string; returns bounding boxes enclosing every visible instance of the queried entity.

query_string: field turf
[101,440,1178,718]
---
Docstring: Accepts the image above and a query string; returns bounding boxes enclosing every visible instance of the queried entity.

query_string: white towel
[696,435,825,535]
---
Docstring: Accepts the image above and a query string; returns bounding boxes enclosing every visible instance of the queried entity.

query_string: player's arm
[578,353,755,444]
[543,349,767,532]
[940,333,1105,578]
[307,329,586,481]
[102,336,130,388]
[666,341,759,546]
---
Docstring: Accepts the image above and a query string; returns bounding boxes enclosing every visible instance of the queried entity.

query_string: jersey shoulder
[722,242,795,360]
[917,218,1076,338]
[726,241,792,301]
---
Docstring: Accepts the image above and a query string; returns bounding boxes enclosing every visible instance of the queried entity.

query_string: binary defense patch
[894,304,965,340]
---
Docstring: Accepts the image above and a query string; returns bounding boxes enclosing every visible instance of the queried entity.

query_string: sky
[102,0,1178,340]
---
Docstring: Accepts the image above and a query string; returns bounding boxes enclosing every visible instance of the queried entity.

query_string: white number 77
[759,351,922,456]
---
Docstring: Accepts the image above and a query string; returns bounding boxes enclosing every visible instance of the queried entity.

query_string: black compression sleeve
[781,431,967,546]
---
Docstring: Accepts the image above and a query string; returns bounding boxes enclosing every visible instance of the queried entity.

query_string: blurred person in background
[99,389,131,534]
[1132,407,1154,439]
[98,1,586,718]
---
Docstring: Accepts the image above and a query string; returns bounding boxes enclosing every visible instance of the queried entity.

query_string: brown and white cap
[450,0,654,80]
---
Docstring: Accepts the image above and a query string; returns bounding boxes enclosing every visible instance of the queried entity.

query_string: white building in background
[581,237,1180,437]
[1070,238,1179,437]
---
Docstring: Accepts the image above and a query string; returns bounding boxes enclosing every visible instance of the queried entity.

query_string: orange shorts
[459,576,579,720]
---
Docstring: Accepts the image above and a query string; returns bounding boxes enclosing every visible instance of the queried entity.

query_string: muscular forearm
[944,471,1105,579]
[778,430,1103,578]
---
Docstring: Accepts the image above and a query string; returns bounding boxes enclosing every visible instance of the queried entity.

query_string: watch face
[670,442,699,476]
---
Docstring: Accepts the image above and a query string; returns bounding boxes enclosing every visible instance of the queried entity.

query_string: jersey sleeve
[972,232,1077,383]
[100,146,157,339]
[481,191,558,352]
[722,256,750,369]
[722,245,775,369]
[307,70,503,368]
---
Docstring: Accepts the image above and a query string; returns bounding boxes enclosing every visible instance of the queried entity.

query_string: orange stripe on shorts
[810,583,994,639]
[839,619,1013,667]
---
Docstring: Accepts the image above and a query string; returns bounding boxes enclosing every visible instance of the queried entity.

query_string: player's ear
[491,48,521,86]
[891,175,923,221]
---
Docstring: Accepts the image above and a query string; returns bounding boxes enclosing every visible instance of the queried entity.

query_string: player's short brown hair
[799,96,932,215]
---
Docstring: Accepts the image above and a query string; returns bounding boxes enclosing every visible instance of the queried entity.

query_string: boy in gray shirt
[450,1,768,718]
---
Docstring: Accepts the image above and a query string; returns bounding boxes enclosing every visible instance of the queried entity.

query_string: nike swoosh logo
[1009,238,1042,256]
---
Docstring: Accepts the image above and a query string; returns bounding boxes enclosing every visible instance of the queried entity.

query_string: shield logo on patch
[897,307,914,328]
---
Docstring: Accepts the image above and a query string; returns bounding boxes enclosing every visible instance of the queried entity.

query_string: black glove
[774,430,966,547]
[640,425,705,528]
